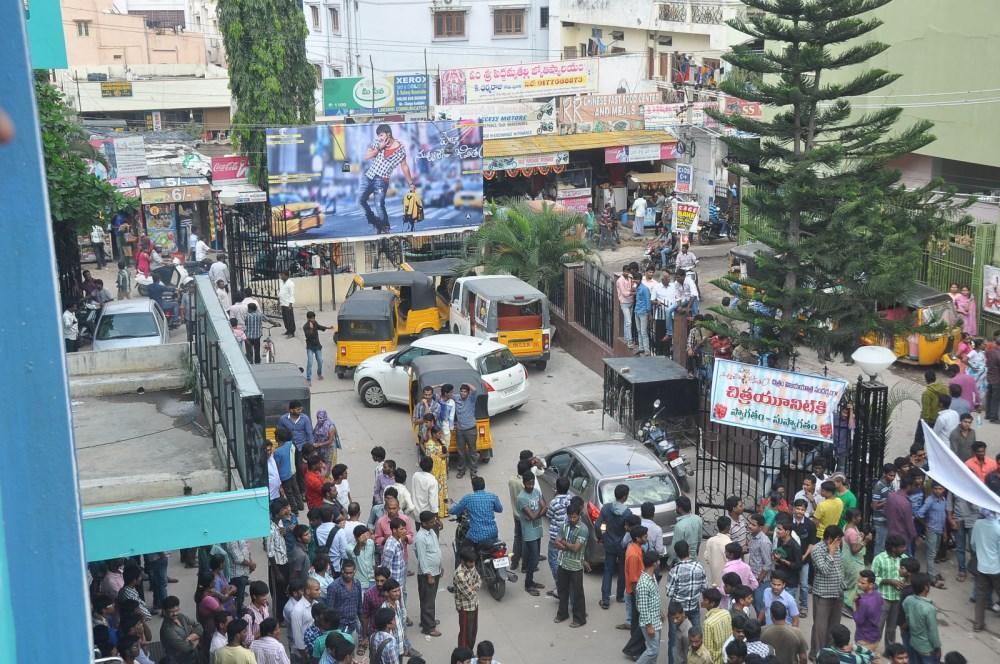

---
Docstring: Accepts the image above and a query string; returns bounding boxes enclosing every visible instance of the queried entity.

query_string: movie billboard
[265,121,483,242]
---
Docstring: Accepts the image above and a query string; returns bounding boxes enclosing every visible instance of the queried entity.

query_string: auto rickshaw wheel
[534,360,547,370]
[418,328,436,338]
[335,367,347,379]
[479,449,493,463]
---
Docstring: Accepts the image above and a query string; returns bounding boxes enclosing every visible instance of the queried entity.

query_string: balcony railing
[692,4,725,24]
[658,2,687,22]
[657,1,739,25]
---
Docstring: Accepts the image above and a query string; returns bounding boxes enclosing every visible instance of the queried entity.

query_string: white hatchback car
[353,334,529,415]
[92,299,170,351]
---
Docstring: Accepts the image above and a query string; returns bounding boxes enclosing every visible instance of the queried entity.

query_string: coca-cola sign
[211,155,249,184]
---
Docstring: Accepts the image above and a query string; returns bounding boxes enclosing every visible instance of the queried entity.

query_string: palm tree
[461,201,596,297]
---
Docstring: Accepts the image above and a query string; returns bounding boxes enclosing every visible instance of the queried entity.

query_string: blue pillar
[1,5,91,661]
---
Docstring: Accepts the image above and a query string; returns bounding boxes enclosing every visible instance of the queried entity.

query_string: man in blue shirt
[146,274,180,322]
[279,400,314,449]
[272,428,304,512]
[449,476,503,564]
[453,383,479,479]
[633,274,652,356]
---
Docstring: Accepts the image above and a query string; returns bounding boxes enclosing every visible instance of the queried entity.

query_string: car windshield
[599,475,678,507]
[96,313,160,340]
[478,348,518,374]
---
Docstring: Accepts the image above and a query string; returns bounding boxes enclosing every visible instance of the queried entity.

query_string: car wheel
[359,379,386,407]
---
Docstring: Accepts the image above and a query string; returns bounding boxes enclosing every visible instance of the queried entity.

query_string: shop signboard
[322,74,430,115]
[674,163,692,194]
[265,121,483,242]
[671,199,700,233]
[483,151,569,172]
[100,81,133,98]
[140,184,213,204]
[440,59,598,104]
[211,155,250,184]
[983,265,1000,315]
[642,103,687,131]
[558,92,662,134]
[604,143,677,164]
[433,100,556,140]
[710,359,848,443]
[722,96,763,119]
[559,197,592,213]
[556,187,591,200]
[144,204,178,254]
[688,101,720,129]
[89,135,148,179]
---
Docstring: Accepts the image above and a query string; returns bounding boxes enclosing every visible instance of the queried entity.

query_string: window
[563,46,577,60]
[434,10,466,38]
[546,452,574,477]
[566,461,591,495]
[493,9,525,36]
[332,67,343,77]
[313,63,323,86]
[540,6,549,28]
[75,20,91,37]
[328,7,340,32]
[393,347,439,367]
[310,5,320,31]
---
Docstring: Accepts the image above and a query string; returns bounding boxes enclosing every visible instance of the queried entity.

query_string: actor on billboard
[359,124,416,233]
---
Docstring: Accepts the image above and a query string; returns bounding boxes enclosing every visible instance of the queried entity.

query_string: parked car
[536,441,680,566]
[92,299,170,351]
[353,334,529,415]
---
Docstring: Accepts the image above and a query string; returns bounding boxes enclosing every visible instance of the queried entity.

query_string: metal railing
[573,263,615,346]
[225,202,287,317]
[658,2,687,22]
[191,275,267,490]
[363,231,475,272]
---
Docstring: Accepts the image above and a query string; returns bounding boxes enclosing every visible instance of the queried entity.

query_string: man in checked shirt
[359,124,416,233]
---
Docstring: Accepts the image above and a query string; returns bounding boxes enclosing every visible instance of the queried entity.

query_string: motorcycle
[697,209,737,244]
[452,514,514,601]
[636,399,691,493]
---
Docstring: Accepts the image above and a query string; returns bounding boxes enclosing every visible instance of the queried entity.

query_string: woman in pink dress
[955,285,978,336]
[135,247,151,277]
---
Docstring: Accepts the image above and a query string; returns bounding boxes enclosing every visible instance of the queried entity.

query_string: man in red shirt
[622,526,649,658]
[965,441,998,482]
[303,456,327,509]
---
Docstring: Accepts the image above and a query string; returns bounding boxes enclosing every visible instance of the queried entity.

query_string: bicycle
[261,319,280,363]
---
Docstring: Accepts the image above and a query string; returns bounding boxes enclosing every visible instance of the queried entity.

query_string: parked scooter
[636,399,691,493]
[452,514,515,601]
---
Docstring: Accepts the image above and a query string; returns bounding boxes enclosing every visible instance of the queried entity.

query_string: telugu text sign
[440,59,597,104]
[710,359,848,442]
[483,151,569,172]
[558,92,662,134]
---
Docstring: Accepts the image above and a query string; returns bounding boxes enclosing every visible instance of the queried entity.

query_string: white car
[92,299,170,351]
[353,334,529,415]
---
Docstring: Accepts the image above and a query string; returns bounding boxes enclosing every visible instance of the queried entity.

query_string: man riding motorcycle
[448,476,503,564]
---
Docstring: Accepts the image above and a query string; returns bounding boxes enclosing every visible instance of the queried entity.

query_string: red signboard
[211,155,249,184]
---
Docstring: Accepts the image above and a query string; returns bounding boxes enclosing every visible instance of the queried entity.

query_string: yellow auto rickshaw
[401,258,462,322]
[861,284,962,366]
[334,289,399,378]
[408,354,494,461]
[345,270,442,337]
[727,242,775,297]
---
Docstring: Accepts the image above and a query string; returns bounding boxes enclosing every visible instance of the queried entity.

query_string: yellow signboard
[101,81,133,98]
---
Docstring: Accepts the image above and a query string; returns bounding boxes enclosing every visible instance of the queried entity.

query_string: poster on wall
[483,151,569,172]
[433,100,556,140]
[604,143,677,164]
[642,103,687,132]
[983,265,1000,315]
[671,200,700,233]
[265,121,483,242]
[440,59,598,104]
[558,92,663,134]
[322,74,430,116]
[144,204,177,254]
[710,359,848,443]
[89,135,148,179]
[675,163,692,194]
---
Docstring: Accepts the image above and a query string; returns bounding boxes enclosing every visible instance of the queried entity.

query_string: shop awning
[628,169,676,185]
[483,130,678,158]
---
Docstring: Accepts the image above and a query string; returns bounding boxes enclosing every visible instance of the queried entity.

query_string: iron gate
[225,202,288,318]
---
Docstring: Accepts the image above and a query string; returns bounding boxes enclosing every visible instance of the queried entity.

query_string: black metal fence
[573,263,615,346]
[362,231,475,272]
[224,202,286,317]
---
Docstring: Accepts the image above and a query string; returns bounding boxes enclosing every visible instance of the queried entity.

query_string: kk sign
[710,359,847,443]
[323,74,429,116]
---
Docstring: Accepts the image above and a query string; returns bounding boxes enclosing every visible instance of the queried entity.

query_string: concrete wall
[66,342,188,376]
[56,68,231,113]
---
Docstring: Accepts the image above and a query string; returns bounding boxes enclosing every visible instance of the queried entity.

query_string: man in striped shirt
[545,477,572,598]
[635,550,663,664]
[248,618,290,664]
[701,588,732,664]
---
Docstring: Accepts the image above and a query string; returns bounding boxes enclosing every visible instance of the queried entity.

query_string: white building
[304,0,555,80]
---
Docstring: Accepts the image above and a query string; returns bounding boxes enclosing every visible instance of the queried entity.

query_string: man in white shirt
[932,394,960,439]
[675,244,698,271]
[228,289,259,328]
[208,255,230,286]
[90,224,107,269]
[331,503,363,573]
[267,446,281,500]
[630,194,648,237]
[63,302,79,353]
[659,271,689,340]
[289,578,321,661]
[684,270,700,316]
[278,271,296,337]
[391,468,418,519]
[793,475,824,518]
[412,456,440,516]
[216,279,232,311]
[195,236,211,262]
[188,231,200,261]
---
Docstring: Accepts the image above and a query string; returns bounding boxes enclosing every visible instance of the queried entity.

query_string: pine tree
[217,0,316,189]
[709,0,965,365]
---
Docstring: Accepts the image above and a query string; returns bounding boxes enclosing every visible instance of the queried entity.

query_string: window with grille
[494,9,525,36]
[540,7,549,28]
[329,7,340,32]
[76,20,91,37]
[310,5,320,31]
[434,11,466,38]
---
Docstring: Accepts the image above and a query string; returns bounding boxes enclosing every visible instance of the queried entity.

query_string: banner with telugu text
[710,359,847,442]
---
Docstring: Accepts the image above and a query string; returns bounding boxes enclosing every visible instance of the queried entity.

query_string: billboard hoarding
[211,155,249,184]
[558,92,662,134]
[266,121,484,242]
[433,100,556,140]
[89,135,148,179]
[709,359,848,443]
[984,265,1000,315]
[674,164,692,194]
[440,59,598,104]
[323,74,430,116]
[671,200,700,233]
[604,143,677,164]
[483,151,569,172]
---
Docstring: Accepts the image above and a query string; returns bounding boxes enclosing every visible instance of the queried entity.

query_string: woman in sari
[421,426,450,517]
[841,508,870,612]
[955,285,978,336]
[313,410,340,472]
[967,338,988,405]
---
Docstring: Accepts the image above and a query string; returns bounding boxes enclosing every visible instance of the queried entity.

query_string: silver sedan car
[536,440,680,566]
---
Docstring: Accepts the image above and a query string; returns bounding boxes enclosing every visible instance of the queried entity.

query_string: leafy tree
[461,202,594,297]
[217,0,316,189]
[709,0,965,365]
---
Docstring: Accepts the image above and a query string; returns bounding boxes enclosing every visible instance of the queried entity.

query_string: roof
[410,354,484,390]
[483,129,677,158]
[403,258,462,277]
[357,271,434,289]
[602,356,690,384]
[461,276,546,301]
[250,363,310,402]
[98,298,159,315]
[729,242,776,260]
[412,334,506,355]
[628,169,676,185]
[338,289,396,319]
[906,283,953,307]
[572,441,665,477]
